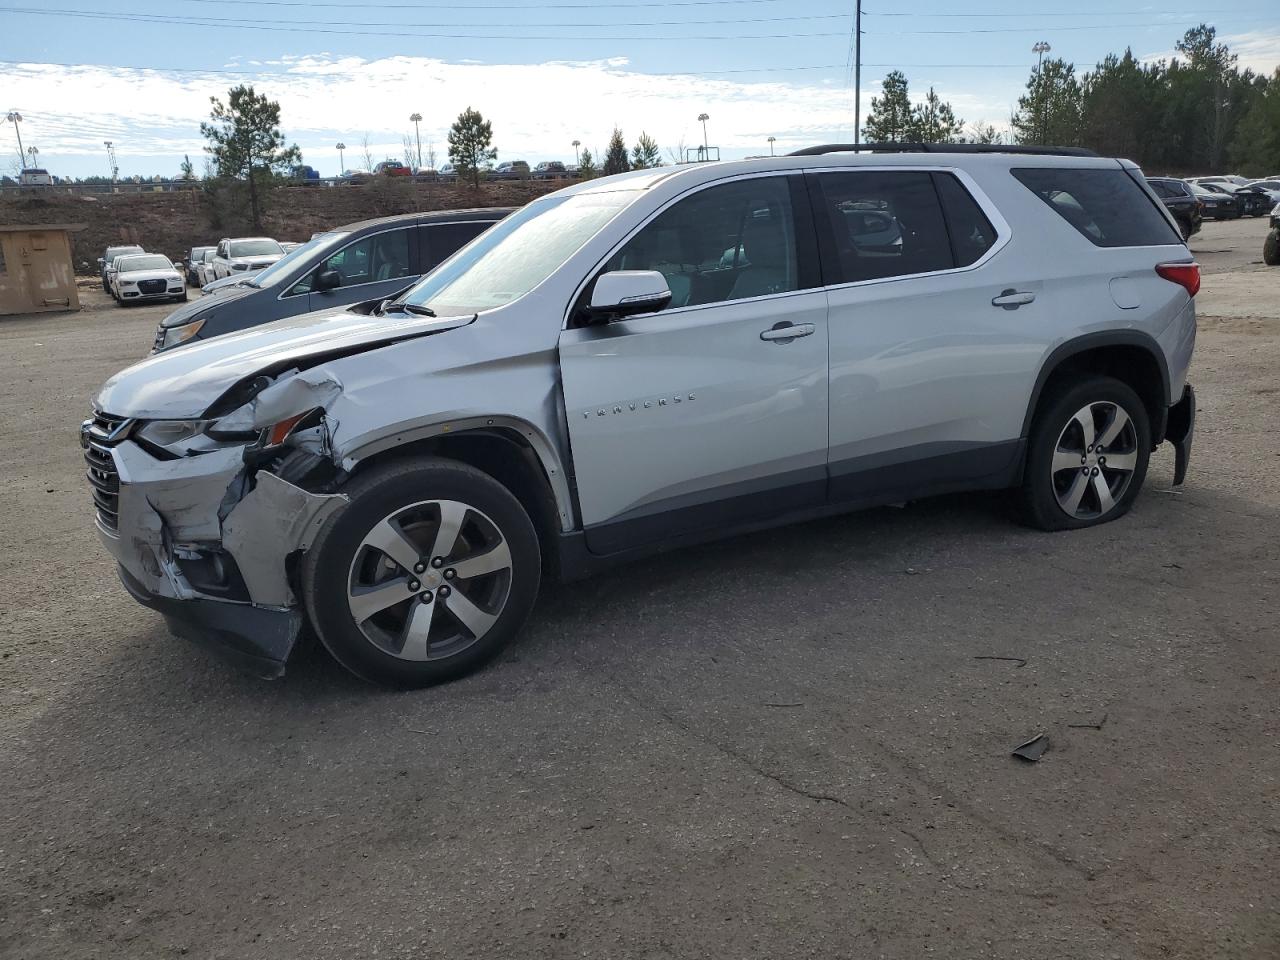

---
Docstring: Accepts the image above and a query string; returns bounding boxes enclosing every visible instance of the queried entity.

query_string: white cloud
[2,55,876,174]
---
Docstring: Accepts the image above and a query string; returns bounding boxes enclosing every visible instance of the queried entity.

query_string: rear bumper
[1165,384,1195,486]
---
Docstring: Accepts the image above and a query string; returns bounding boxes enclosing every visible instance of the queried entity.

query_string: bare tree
[424,140,437,171]
[402,135,417,168]
[360,134,375,172]
[665,134,688,166]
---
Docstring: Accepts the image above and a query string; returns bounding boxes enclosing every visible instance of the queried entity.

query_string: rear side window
[1012,168,1180,247]
[811,170,953,283]
[420,221,492,271]
[934,173,997,267]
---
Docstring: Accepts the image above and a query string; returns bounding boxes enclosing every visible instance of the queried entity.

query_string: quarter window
[934,173,997,267]
[601,176,799,310]
[1012,167,1181,247]
[811,171,953,283]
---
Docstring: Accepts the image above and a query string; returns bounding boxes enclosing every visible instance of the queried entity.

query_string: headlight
[134,419,214,452]
[159,318,205,349]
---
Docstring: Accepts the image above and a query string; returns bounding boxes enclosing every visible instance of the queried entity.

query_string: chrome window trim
[562,169,810,329]
[804,164,1012,294]
[276,220,499,301]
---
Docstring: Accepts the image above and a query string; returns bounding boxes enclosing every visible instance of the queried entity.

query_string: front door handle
[992,289,1036,309]
[760,321,816,343]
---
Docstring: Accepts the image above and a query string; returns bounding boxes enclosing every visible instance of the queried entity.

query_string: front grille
[138,279,166,294]
[83,411,134,532]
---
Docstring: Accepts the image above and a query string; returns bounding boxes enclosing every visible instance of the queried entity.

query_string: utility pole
[6,111,25,164]
[409,113,423,168]
[853,0,863,146]
[335,141,346,176]
[1033,41,1051,145]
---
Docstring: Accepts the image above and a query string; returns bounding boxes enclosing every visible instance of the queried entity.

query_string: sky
[2,1,1279,178]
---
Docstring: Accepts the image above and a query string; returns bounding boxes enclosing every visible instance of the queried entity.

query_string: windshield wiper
[382,301,436,317]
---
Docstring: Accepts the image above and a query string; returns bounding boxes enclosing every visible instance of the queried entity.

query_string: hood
[203,275,252,295]
[161,284,253,327]
[95,306,476,420]
[230,254,284,267]
[118,269,182,284]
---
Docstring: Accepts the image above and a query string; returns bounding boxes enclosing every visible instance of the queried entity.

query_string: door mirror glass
[316,268,341,291]
[587,270,672,321]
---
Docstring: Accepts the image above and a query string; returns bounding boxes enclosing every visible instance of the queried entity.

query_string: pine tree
[447,107,498,188]
[630,132,662,169]
[863,71,914,142]
[908,88,963,143]
[1011,58,1084,146]
[578,148,597,179]
[200,85,300,229]
[603,127,630,176]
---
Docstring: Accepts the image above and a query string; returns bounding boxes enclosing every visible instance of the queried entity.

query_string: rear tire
[1264,229,1280,267]
[303,457,541,688]
[1018,376,1152,531]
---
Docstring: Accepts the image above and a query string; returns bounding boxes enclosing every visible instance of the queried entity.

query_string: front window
[118,255,173,273]
[399,192,633,315]
[229,239,283,258]
[289,229,411,295]
[249,231,348,289]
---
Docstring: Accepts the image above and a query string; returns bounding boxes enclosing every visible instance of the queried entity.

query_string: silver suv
[84,146,1198,687]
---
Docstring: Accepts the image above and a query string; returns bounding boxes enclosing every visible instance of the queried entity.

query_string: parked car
[340,169,372,184]
[1230,184,1273,217]
[493,160,531,180]
[533,161,568,180]
[152,209,511,350]
[374,160,412,177]
[1188,182,1240,219]
[290,164,321,184]
[413,167,438,179]
[184,246,215,285]
[436,164,458,182]
[98,244,145,289]
[1264,202,1279,266]
[210,237,286,280]
[1245,179,1280,204]
[86,146,1198,687]
[18,167,53,186]
[108,253,186,306]
[1145,177,1202,239]
[565,163,580,178]
[1189,175,1248,188]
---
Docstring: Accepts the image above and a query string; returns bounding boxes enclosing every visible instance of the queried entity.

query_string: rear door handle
[760,321,816,343]
[992,289,1036,309]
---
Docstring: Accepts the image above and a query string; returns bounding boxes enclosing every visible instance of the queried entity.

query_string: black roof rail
[787,143,1099,158]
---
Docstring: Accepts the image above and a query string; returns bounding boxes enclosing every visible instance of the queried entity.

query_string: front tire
[303,457,541,688]
[1264,229,1279,267]
[1018,376,1152,531]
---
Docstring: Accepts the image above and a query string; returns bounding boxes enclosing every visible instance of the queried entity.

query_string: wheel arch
[1021,332,1171,447]
[338,418,575,578]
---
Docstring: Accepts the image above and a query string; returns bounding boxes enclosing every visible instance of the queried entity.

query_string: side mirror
[587,270,672,323]
[97,258,105,266]
[315,268,341,292]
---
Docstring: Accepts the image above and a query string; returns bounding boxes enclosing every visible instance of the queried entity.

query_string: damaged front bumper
[94,439,346,677]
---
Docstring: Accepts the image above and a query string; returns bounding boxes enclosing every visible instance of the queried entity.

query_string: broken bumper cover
[95,440,346,677]
[1165,384,1195,486]
[118,565,301,678]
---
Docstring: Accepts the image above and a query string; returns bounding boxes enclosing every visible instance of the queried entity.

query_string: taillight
[1156,262,1200,297]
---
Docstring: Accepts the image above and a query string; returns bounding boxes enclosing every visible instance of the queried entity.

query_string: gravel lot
[2,218,1278,960]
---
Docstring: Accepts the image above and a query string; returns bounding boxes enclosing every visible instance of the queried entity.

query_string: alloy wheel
[347,499,513,661]
[1051,401,1140,520]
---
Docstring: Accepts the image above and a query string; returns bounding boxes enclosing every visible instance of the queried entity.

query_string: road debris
[974,655,1028,668]
[1012,733,1050,762]
[1067,714,1109,731]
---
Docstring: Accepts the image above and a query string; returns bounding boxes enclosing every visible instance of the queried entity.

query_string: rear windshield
[229,240,283,258]
[1012,168,1180,247]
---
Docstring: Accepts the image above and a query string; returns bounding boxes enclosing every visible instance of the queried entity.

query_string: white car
[193,248,219,287]
[109,254,186,306]
[210,237,286,280]
[18,167,53,186]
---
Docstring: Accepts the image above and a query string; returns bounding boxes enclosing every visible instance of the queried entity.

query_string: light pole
[335,141,346,176]
[572,139,580,166]
[1032,41,1052,145]
[853,0,863,146]
[104,141,118,182]
[767,135,776,156]
[697,113,710,158]
[27,146,38,168]
[6,110,24,164]
[409,113,423,168]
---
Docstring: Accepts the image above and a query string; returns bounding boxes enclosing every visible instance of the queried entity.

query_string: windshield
[107,246,143,259]
[118,255,173,273]
[400,192,632,315]
[229,239,284,258]
[246,231,349,288]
